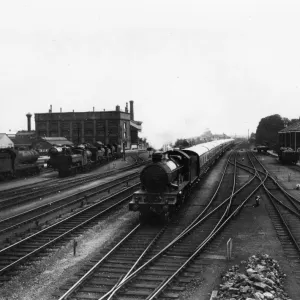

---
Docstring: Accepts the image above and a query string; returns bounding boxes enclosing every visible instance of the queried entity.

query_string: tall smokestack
[129,100,134,120]
[26,113,32,132]
[125,102,128,113]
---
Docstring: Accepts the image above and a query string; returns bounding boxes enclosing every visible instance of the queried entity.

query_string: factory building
[278,122,300,150]
[34,101,142,148]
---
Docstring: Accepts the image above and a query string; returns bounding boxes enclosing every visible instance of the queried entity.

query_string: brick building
[34,101,141,148]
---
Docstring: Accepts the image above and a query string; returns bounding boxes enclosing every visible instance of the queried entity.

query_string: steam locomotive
[0,148,40,180]
[48,143,121,177]
[129,138,234,221]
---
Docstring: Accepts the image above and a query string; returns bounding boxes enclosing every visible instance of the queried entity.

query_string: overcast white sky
[1,1,300,147]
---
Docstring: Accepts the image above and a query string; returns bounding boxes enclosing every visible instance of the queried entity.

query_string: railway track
[250,151,300,284]
[232,149,300,286]
[54,149,267,300]
[3,146,300,298]
[0,171,140,247]
[0,154,143,198]
[0,183,141,285]
[0,155,148,209]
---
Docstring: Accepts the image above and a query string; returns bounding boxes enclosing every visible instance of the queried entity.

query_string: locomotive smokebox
[140,159,180,193]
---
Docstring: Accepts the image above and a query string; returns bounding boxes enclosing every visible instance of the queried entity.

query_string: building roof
[130,120,142,131]
[278,122,300,133]
[16,130,36,136]
[39,137,73,145]
[0,133,14,148]
[10,136,33,147]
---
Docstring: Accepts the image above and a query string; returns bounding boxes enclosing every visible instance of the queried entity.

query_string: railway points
[0,142,299,299]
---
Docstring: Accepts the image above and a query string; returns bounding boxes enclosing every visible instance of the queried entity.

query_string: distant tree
[255,114,284,148]
[282,117,290,128]
[174,138,190,148]
[289,118,300,126]
[249,132,256,142]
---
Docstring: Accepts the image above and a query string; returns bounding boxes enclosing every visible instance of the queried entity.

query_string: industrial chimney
[26,113,32,132]
[129,100,134,121]
[49,105,52,113]
[116,105,120,111]
[125,103,128,113]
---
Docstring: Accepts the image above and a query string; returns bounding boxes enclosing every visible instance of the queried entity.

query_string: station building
[34,101,142,149]
[278,122,300,150]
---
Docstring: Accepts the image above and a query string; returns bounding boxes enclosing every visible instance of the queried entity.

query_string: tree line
[255,114,300,150]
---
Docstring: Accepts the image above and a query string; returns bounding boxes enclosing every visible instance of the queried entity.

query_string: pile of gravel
[215,254,292,300]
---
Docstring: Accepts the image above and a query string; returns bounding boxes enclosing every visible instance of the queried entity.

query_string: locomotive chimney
[129,100,134,120]
[26,113,32,132]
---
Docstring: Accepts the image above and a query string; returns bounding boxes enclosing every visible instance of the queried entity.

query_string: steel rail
[0,160,147,209]
[0,183,140,276]
[249,150,300,210]
[57,150,238,299]
[232,151,300,216]
[96,151,262,299]
[146,174,269,300]
[0,172,139,236]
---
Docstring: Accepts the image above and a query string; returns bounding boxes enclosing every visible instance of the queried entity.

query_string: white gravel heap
[215,254,292,300]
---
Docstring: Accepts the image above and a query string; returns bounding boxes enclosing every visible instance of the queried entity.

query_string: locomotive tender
[129,138,234,221]
[0,148,40,179]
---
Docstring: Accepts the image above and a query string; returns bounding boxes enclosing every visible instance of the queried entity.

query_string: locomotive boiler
[0,148,40,179]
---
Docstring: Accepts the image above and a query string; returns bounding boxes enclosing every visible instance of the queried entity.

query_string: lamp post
[123,140,126,161]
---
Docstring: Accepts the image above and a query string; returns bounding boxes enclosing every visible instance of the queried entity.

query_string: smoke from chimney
[26,113,32,132]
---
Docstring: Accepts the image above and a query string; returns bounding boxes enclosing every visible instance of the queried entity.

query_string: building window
[123,122,127,139]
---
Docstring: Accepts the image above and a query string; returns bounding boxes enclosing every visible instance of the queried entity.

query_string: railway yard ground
[0,147,300,299]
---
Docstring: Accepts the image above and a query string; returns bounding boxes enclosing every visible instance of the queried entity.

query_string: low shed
[34,137,73,155]
[278,122,300,150]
